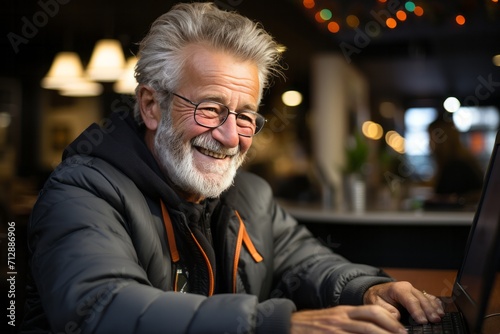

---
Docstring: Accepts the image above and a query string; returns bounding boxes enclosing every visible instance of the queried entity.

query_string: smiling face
[139,43,261,202]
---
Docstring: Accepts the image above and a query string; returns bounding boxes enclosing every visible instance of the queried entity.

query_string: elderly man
[22,2,443,333]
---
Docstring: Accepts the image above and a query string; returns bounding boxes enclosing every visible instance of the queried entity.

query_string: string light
[396,10,407,21]
[320,9,333,20]
[346,15,360,28]
[303,0,315,9]
[302,1,490,36]
[455,14,466,25]
[328,21,340,33]
[405,1,416,12]
[414,5,424,16]
[314,11,325,23]
[386,17,397,28]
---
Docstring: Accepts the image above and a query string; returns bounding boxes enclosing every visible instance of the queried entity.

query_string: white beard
[153,111,247,199]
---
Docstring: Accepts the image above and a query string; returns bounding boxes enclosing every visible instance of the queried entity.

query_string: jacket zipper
[161,200,215,296]
[189,232,215,296]
[232,210,264,293]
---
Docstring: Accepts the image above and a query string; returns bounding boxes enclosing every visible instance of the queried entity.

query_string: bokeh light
[493,54,500,66]
[405,1,416,12]
[320,9,333,21]
[328,21,340,33]
[414,6,424,16]
[303,0,315,9]
[396,10,407,21]
[281,90,303,107]
[362,121,384,140]
[455,15,466,25]
[314,11,325,23]
[385,130,406,154]
[443,97,461,113]
[386,17,397,28]
[380,101,397,118]
[346,15,360,28]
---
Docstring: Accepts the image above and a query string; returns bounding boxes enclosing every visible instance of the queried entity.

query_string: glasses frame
[170,92,266,137]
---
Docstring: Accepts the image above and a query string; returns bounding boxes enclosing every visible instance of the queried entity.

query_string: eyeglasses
[171,92,266,137]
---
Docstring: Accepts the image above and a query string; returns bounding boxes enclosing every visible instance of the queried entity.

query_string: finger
[406,290,444,324]
[348,305,406,333]
[421,291,445,320]
[372,301,401,320]
[343,320,404,334]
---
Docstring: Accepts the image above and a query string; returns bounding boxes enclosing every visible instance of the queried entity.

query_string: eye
[237,112,257,125]
[197,102,224,116]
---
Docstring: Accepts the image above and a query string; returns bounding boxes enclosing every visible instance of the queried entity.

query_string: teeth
[199,147,227,159]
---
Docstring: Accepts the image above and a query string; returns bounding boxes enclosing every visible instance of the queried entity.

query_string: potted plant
[344,132,369,212]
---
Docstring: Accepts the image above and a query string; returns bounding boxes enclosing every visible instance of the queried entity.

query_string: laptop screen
[454,134,500,332]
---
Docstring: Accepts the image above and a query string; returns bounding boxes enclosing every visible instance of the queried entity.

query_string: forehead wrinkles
[180,44,260,99]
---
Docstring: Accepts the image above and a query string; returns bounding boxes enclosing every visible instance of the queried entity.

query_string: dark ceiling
[2,0,500,109]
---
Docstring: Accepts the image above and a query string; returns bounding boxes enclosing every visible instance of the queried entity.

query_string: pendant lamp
[86,39,126,82]
[113,56,138,95]
[41,52,85,89]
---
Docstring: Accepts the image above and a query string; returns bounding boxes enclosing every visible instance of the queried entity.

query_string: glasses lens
[195,101,227,128]
[236,112,264,136]
[194,100,265,136]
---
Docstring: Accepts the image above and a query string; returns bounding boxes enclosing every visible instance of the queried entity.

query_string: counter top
[278,201,474,226]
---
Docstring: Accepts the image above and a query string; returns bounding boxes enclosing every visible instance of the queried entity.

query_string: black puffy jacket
[22,111,393,333]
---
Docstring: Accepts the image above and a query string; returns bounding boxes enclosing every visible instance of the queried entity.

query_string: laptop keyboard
[405,312,465,334]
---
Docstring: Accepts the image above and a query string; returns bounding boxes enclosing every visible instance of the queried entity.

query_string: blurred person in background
[425,116,484,210]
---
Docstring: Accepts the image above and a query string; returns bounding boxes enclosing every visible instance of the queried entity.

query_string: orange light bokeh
[456,15,466,25]
[328,21,340,33]
[396,10,407,21]
[314,11,325,23]
[414,6,424,16]
[303,0,315,9]
[386,17,397,29]
[346,15,360,28]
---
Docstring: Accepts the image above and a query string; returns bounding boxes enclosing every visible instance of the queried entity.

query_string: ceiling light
[59,79,103,97]
[281,90,303,106]
[443,96,461,113]
[493,54,500,67]
[41,52,85,90]
[87,39,126,82]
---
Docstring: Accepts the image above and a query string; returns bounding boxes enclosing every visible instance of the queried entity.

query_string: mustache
[191,133,240,157]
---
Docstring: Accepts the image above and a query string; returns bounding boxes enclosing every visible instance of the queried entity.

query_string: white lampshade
[86,39,126,82]
[59,79,103,97]
[41,52,85,89]
[113,56,138,94]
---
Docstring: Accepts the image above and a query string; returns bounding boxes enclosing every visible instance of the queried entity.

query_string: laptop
[404,131,500,334]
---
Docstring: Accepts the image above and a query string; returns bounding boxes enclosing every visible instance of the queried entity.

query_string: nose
[211,113,240,148]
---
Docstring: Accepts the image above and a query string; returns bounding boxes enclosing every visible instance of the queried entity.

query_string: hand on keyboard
[364,281,446,325]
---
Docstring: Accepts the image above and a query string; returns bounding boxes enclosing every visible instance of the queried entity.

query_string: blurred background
[1,0,500,216]
[1,1,500,331]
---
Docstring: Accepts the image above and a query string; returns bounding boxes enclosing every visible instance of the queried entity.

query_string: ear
[137,85,161,131]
